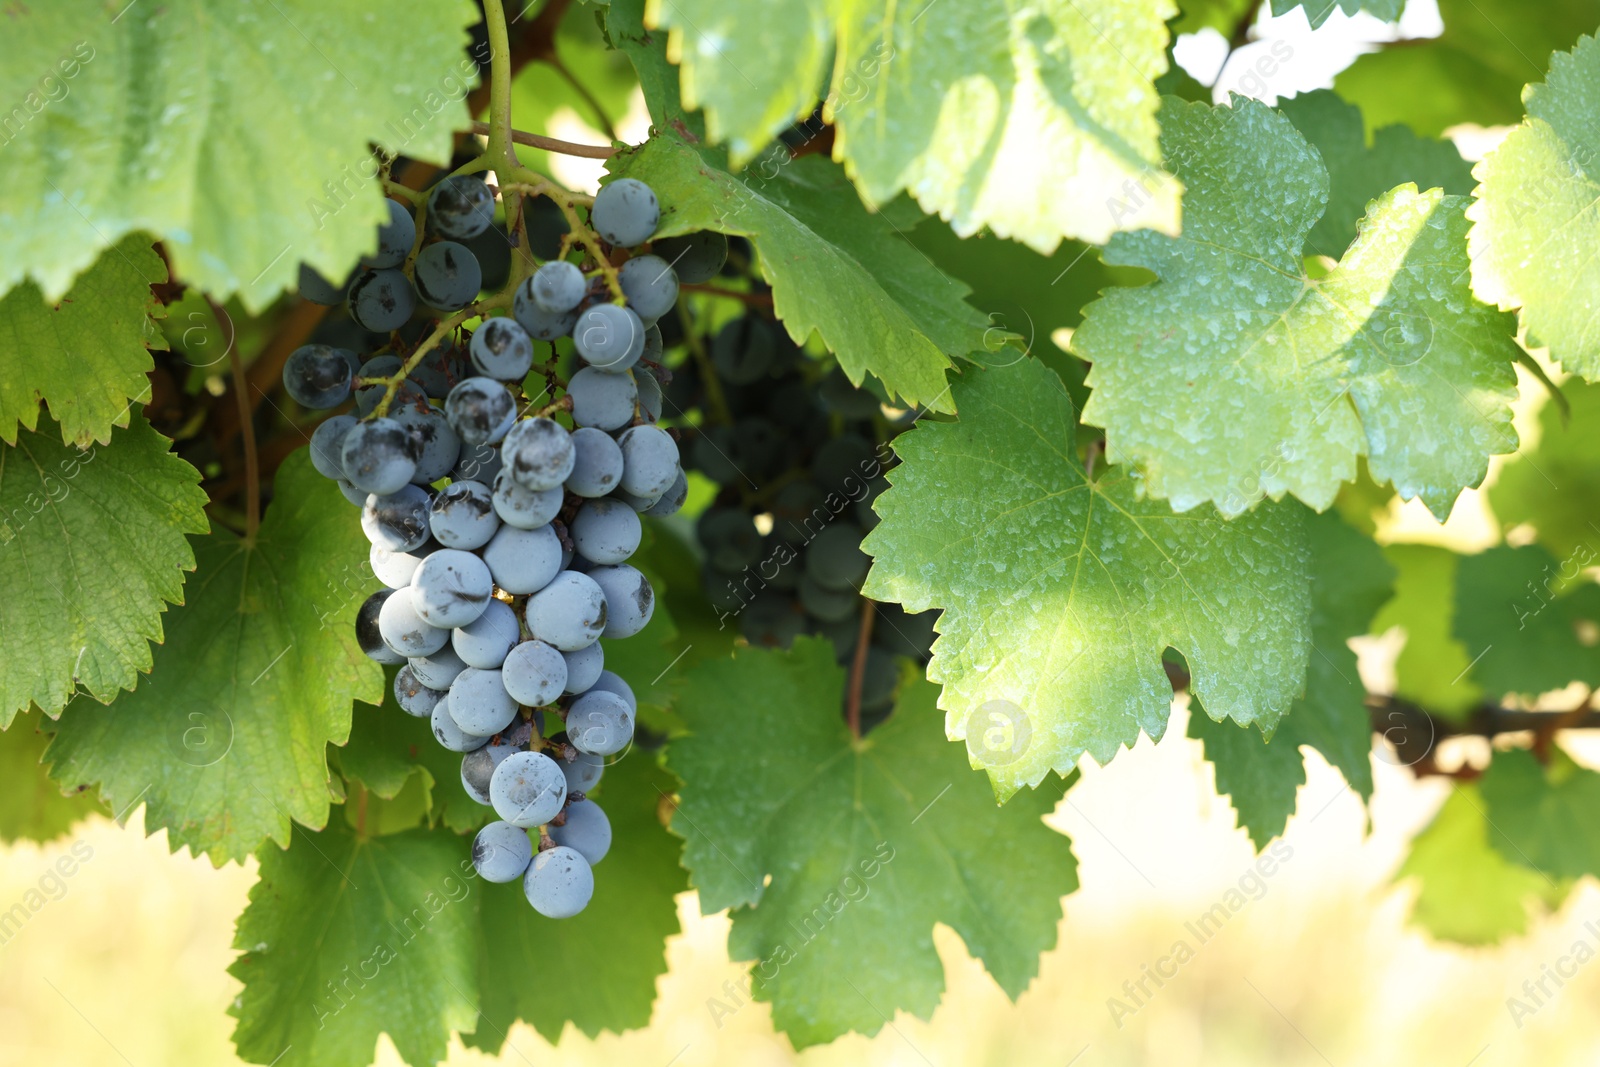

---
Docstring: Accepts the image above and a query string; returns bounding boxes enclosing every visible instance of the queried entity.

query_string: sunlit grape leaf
[1398,783,1567,945]
[1469,34,1600,381]
[0,0,479,311]
[463,754,685,1048]
[0,415,206,727]
[1271,0,1402,27]
[1482,747,1600,880]
[0,713,102,843]
[668,640,1077,1047]
[862,357,1312,798]
[1076,96,1521,519]
[609,133,990,411]
[649,0,1182,251]
[0,237,167,448]
[1490,380,1600,558]
[1453,544,1600,698]
[1190,512,1390,847]
[45,452,384,863]
[1369,543,1481,719]
[229,821,479,1067]
[1277,89,1473,258]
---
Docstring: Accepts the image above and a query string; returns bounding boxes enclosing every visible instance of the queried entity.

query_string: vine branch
[468,120,616,159]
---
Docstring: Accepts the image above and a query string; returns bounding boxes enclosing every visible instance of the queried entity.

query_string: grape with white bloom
[429,480,499,549]
[361,484,432,552]
[283,344,355,409]
[566,688,633,756]
[617,254,678,323]
[502,417,575,491]
[309,414,356,479]
[573,303,645,371]
[449,667,519,736]
[410,549,493,628]
[617,424,679,499]
[591,178,658,247]
[525,846,594,918]
[409,644,468,690]
[469,317,535,380]
[562,642,604,694]
[453,599,520,669]
[337,480,368,507]
[501,639,567,707]
[550,799,611,864]
[363,198,416,269]
[530,261,586,313]
[571,498,641,565]
[513,278,579,340]
[378,586,449,657]
[394,665,444,718]
[589,670,637,717]
[473,822,534,882]
[392,402,461,484]
[428,175,495,239]
[634,368,663,423]
[525,571,608,651]
[415,240,482,312]
[356,590,405,664]
[492,468,563,528]
[559,751,604,794]
[652,230,727,283]
[565,427,624,497]
[490,751,567,827]
[568,367,638,431]
[432,697,490,752]
[372,541,430,589]
[643,467,688,517]
[480,523,562,595]
[350,268,416,332]
[341,418,417,495]
[587,564,653,639]
[462,722,534,803]
[445,377,516,446]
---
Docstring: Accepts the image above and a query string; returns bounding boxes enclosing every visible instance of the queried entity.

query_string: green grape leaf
[1277,89,1474,259]
[0,713,101,843]
[1469,34,1600,381]
[1370,543,1481,718]
[1490,379,1600,558]
[0,0,479,311]
[607,133,990,412]
[650,0,1182,251]
[229,821,479,1067]
[1334,0,1600,137]
[1172,0,1252,34]
[1270,0,1403,27]
[1453,544,1600,698]
[1398,783,1566,945]
[1076,96,1521,519]
[45,452,383,863]
[0,415,207,727]
[1482,747,1600,880]
[667,640,1077,1048]
[1191,511,1391,847]
[0,237,168,448]
[464,754,685,1048]
[861,357,1312,798]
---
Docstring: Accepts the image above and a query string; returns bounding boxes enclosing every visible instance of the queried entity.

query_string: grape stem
[481,0,520,173]
[212,295,260,543]
[367,292,513,419]
[846,600,876,741]
[468,120,615,159]
[502,176,624,301]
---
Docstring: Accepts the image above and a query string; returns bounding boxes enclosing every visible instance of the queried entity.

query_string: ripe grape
[361,484,432,552]
[617,424,679,499]
[283,344,355,409]
[410,549,493,628]
[589,670,637,716]
[378,586,450,657]
[617,254,679,323]
[391,402,461,484]
[525,571,608,651]
[394,664,444,718]
[530,261,586,313]
[298,263,347,305]
[561,641,604,694]
[565,427,624,497]
[634,367,663,423]
[452,599,520,669]
[652,230,727,283]
[502,417,575,491]
[573,303,646,371]
[491,467,563,529]
[341,417,417,495]
[567,367,638,431]
[371,541,430,588]
[591,178,659,247]
[428,175,495,240]
[805,522,870,590]
[414,240,482,312]
[449,667,519,736]
[462,725,533,804]
[586,564,653,639]
[469,317,535,380]
[513,277,579,340]
[429,480,500,550]
[350,268,416,333]
[524,845,594,918]
[432,697,490,752]
[571,498,642,565]
[452,440,503,485]
[473,821,534,883]
[551,799,612,865]
[445,377,517,446]
[363,198,416,269]
[309,414,356,479]
[642,467,688,517]
[356,590,405,664]
[479,523,562,594]
[408,644,468,690]
[501,639,568,706]
[558,751,604,794]
[490,750,567,827]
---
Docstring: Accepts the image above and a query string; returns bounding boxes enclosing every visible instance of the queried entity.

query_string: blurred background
[6,2,1599,1064]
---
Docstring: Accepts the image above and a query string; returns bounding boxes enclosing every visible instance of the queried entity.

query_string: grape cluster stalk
[284,167,719,918]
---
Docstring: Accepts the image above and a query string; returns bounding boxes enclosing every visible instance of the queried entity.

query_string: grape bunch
[285,173,690,918]
[668,312,937,727]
